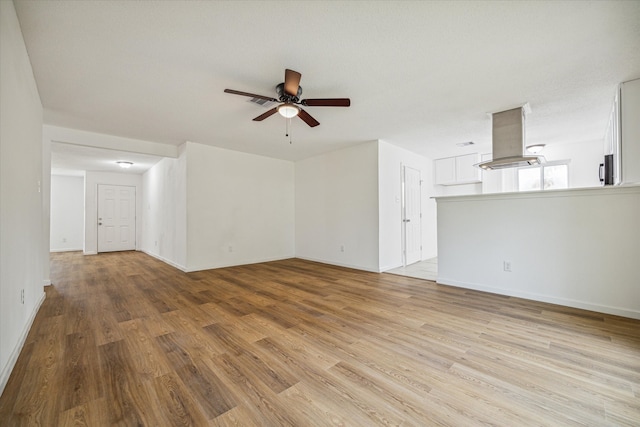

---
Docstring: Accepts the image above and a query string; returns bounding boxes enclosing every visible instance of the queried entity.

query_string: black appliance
[599,154,615,185]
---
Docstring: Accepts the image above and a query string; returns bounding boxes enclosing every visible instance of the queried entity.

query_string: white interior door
[403,166,422,266]
[97,184,136,252]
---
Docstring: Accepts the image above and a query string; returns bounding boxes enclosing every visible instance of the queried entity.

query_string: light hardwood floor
[1,251,639,426]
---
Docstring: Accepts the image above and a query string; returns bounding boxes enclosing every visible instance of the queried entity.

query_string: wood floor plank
[1,251,639,426]
[9,313,65,425]
[135,313,176,338]
[155,332,238,419]
[454,350,608,424]
[604,397,640,426]
[152,372,210,426]
[161,311,228,358]
[58,398,110,427]
[142,287,179,314]
[173,363,237,420]
[278,382,375,427]
[61,331,102,411]
[207,404,267,427]
[98,339,163,426]
[210,352,303,426]
[0,341,34,417]
[330,360,436,422]
[447,362,592,426]
[119,318,173,380]
[88,291,124,346]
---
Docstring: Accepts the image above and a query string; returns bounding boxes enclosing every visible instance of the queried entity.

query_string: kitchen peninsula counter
[434,185,640,319]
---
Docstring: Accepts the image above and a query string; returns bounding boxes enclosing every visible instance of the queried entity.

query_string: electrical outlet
[62,237,67,243]
[503,261,512,272]
[340,245,345,252]
[228,246,233,253]
[20,289,25,304]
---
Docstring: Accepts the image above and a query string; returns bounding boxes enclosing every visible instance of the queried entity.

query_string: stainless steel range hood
[475,106,540,170]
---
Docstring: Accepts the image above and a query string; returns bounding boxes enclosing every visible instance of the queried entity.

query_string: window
[518,167,541,191]
[543,164,569,189]
[518,162,569,191]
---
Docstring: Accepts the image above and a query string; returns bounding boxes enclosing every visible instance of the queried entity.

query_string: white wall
[84,171,143,254]
[50,175,85,251]
[296,141,379,272]
[44,125,178,158]
[0,0,47,394]
[185,142,294,271]
[436,186,640,319]
[378,141,436,271]
[42,134,51,286]
[141,147,188,270]
[543,139,603,188]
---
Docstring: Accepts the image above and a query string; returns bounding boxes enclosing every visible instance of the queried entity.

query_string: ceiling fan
[224,69,350,127]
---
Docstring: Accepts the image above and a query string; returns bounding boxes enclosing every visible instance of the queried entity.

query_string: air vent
[456,141,475,147]
[248,98,276,108]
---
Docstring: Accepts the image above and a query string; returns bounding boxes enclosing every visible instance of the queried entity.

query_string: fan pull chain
[286,117,292,144]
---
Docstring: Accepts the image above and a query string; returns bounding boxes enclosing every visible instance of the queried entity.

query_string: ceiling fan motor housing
[276,82,302,103]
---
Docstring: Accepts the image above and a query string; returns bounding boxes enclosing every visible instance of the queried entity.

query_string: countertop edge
[433,184,640,202]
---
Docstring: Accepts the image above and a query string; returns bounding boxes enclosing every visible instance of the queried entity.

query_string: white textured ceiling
[14,1,640,163]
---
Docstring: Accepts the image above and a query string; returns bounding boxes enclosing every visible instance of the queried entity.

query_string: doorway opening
[402,166,422,266]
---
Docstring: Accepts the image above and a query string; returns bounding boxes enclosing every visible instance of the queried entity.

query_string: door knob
[98,222,102,225]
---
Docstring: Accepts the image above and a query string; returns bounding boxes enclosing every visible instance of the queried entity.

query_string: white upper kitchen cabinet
[435,153,481,185]
[620,78,640,185]
[455,154,481,183]
[605,77,640,185]
[435,157,456,185]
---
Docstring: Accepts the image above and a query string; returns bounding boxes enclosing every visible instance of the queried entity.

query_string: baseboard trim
[379,263,402,273]
[83,251,97,255]
[50,248,83,253]
[295,256,380,273]
[436,277,640,320]
[140,249,187,272]
[0,290,46,396]
[185,255,296,273]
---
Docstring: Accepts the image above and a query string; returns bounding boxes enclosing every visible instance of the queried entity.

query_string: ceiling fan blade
[302,98,351,107]
[298,108,320,127]
[224,89,277,102]
[284,69,301,97]
[252,107,278,121]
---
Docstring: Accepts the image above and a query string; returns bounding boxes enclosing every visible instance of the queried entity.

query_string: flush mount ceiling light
[526,144,546,154]
[277,103,300,118]
[116,161,133,169]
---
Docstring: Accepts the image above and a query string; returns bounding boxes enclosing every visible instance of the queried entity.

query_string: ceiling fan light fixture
[116,161,133,169]
[277,103,300,118]
[526,144,546,154]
